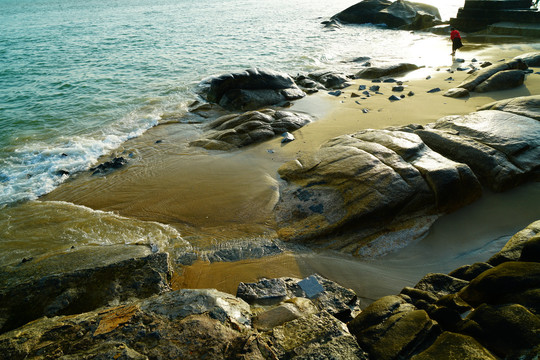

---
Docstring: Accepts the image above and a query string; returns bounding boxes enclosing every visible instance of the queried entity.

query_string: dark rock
[0,245,172,334]
[408,91,415,96]
[457,303,540,359]
[55,169,70,176]
[190,109,312,150]
[400,287,439,305]
[351,92,361,98]
[411,331,497,360]
[489,220,540,265]
[474,69,525,92]
[383,78,397,83]
[328,90,342,96]
[348,295,440,360]
[199,68,305,111]
[427,87,441,93]
[331,0,441,30]
[355,63,420,79]
[449,262,494,281]
[458,261,540,312]
[457,59,527,91]
[369,85,380,91]
[414,273,469,299]
[307,69,351,90]
[358,84,367,90]
[281,132,295,143]
[237,278,288,305]
[415,110,540,192]
[392,85,404,91]
[480,61,492,68]
[90,156,127,175]
[389,95,401,101]
[520,235,540,262]
[478,94,540,120]
[444,76,454,81]
[514,52,540,67]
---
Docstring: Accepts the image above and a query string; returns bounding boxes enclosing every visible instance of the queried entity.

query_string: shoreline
[38,43,540,302]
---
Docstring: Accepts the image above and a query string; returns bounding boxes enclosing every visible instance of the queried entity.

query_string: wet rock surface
[1,221,539,359]
[456,58,528,92]
[198,68,305,111]
[355,62,420,79]
[478,94,540,120]
[331,0,441,30]
[190,108,313,150]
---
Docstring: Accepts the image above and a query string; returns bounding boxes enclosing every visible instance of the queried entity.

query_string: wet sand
[44,44,540,302]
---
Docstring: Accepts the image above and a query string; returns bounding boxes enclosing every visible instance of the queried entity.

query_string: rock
[474,69,525,92]
[427,87,441,93]
[414,273,469,299]
[199,68,305,110]
[458,261,540,312]
[448,262,494,281]
[0,245,172,335]
[253,298,318,331]
[457,304,540,359]
[389,94,401,101]
[443,87,469,98]
[456,59,528,91]
[190,109,312,150]
[514,52,540,67]
[369,85,380,91]
[355,63,420,79]
[282,132,295,143]
[237,278,289,305]
[489,220,540,265]
[411,331,497,360]
[520,235,540,262]
[307,69,351,89]
[328,90,342,96]
[331,0,441,30]
[259,311,368,359]
[90,156,127,175]
[415,110,540,192]
[392,85,404,91]
[0,289,256,360]
[351,92,361,98]
[478,94,540,120]
[348,297,439,360]
[480,61,492,68]
[274,128,481,252]
[408,91,415,96]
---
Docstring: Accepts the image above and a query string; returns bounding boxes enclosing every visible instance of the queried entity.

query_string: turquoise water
[0,0,465,205]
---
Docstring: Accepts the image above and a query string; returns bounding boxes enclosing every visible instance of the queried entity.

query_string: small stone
[298,275,325,298]
[372,79,381,83]
[369,85,380,92]
[455,58,465,63]
[267,149,274,153]
[358,85,366,90]
[471,58,478,62]
[388,95,401,101]
[400,94,405,99]
[362,108,369,113]
[444,77,454,81]
[155,140,163,144]
[457,67,468,71]
[328,90,342,96]
[396,81,403,85]
[355,101,362,105]
[362,90,370,96]
[61,153,68,157]
[481,61,492,68]
[426,75,431,80]
[392,86,404,92]
[383,78,396,83]
[407,91,415,96]
[427,88,441,93]
[351,93,360,98]
[282,132,295,143]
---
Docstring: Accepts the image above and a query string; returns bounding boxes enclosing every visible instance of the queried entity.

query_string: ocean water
[0,0,464,206]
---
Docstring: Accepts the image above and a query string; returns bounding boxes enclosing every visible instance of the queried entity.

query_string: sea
[1,0,539,299]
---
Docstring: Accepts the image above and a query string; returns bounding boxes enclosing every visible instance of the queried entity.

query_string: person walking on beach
[450,27,463,56]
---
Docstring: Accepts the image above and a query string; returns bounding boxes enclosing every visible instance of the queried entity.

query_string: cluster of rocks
[274,97,540,255]
[330,0,442,30]
[1,220,538,359]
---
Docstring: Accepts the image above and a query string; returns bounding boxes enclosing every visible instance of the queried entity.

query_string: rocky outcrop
[331,0,442,30]
[355,62,420,79]
[348,219,540,360]
[474,69,525,92]
[189,108,313,150]
[478,94,540,120]
[274,108,539,253]
[415,110,540,192]
[514,52,540,67]
[294,70,352,92]
[0,245,172,334]
[456,59,528,92]
[198,68,305,111]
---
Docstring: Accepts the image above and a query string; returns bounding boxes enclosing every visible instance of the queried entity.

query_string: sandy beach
[43,43,540,302]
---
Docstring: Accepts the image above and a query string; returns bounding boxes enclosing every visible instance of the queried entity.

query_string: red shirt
[451,30,461,40]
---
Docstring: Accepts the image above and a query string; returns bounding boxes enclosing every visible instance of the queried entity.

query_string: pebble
[426,75,431,80]
[407,91,415,96]
[351,92,360,98]
[282,132,295,143]
[388,95,401,101]
[362,108,369,113]
[358,85,366,90]
[372,79,381,83]
[392,86,404,92]
[427,88,441,93]
[369,85,380,92]
[328,90,342,96]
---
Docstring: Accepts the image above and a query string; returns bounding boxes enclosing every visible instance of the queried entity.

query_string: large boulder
[474,69,525,92]
[198,68,305,111]
[274,128,481,253]
[411,332,498,360]
[190,108,312,150]
[294,70,352,91]
[514,52,540,67]
[0,245,172,335]
[348,295,440,360]
[488,219,540,265]
[415,110,540,192]
[456,59,528,91]
[478,95,540,120]
[331,0,441,30]
[355,62,420,79]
